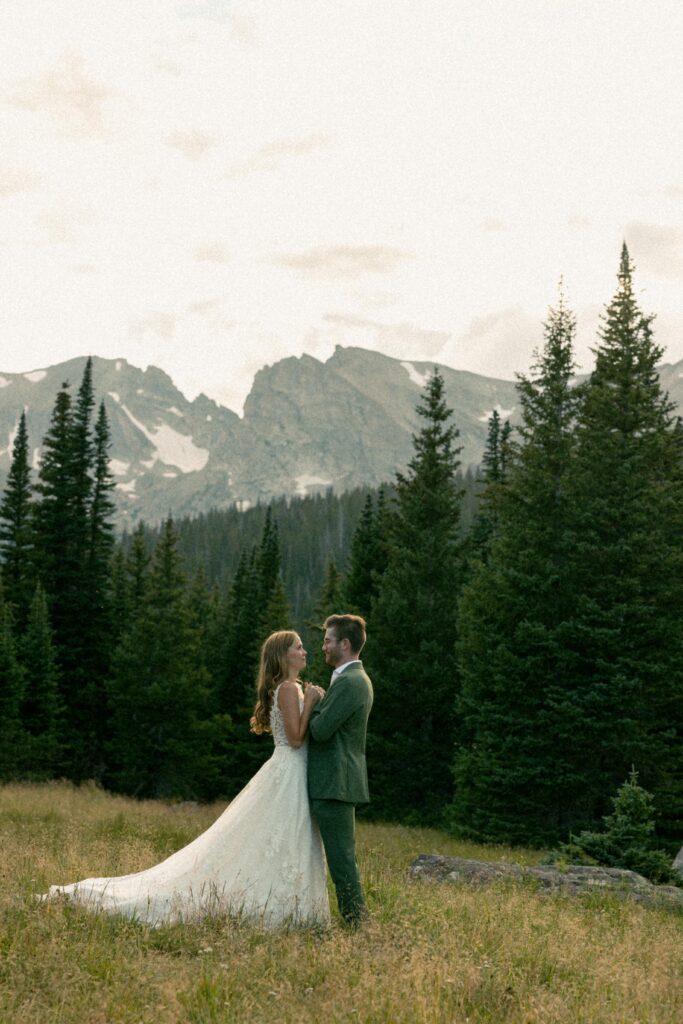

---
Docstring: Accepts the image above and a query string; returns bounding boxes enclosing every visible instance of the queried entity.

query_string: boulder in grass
[409,854,683,910]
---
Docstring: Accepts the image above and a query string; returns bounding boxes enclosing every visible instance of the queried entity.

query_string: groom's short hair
[324,614,366,655]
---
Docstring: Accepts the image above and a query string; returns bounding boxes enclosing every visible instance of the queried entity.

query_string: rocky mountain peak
[2,346,682,527]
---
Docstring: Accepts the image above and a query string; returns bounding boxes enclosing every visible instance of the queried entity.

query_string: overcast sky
[1,0,682,412]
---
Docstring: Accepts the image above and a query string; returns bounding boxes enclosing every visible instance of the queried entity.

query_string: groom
[307,613,373,927]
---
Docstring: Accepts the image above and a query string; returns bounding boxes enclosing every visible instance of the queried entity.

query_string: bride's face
[286,635,307,674]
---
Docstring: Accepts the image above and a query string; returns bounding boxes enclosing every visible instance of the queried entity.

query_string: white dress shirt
[329,659,362,688]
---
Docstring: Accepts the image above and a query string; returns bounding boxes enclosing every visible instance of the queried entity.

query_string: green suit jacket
[307,662,374,804]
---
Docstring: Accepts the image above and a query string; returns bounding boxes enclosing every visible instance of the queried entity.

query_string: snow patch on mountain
[116,360,123,371]
[110,459,130,476]
[24,370,47,383]
[400,362,430,388]
[0,377,10,388]
[295,474,333,496]
[32,447,41,469]
[1,417,21,459]
[116,479,137,495]
[479,404,515,423]
[167,407,182,417]
[108,391,121,403]
[120,404,209,473]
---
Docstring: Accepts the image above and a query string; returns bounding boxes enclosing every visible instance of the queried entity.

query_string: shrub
[548,769,680,886]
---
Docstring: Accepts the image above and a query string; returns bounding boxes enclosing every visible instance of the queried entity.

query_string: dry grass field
[0,781,681,1023]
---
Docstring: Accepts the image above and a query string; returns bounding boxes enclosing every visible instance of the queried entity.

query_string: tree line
[0,246,681,850]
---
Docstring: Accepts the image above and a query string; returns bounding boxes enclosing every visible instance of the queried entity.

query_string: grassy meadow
[0,781,681,1023]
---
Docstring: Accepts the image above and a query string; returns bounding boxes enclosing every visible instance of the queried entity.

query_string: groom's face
[322,628,345,667]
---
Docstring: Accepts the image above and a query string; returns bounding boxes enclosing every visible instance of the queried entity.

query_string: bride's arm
[278,681,322,748]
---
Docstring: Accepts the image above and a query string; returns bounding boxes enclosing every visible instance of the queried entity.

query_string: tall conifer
[343,491,389,618]
[19,583,61,777]
[367,369,464,821]
[127,522,151,620]
[307,557,344,684]
[466,410,513,565]
[0,583,26,778]
[453,293,580,842]
[560,247,683,843]
[107,518,215,798]
[0,411,35,629]
[33,364,116,778]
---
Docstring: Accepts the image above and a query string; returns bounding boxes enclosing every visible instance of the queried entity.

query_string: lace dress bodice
[270,683,305,749]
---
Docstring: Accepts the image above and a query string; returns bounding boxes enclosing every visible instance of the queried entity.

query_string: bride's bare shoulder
[276,679,299,706]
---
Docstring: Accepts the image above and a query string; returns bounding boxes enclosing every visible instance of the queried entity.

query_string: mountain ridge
[2,346,682,527]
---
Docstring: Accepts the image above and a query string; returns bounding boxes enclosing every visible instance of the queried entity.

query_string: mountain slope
[2,347,681,526]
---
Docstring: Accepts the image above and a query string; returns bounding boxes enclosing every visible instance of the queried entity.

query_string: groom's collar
[330,659,361,683]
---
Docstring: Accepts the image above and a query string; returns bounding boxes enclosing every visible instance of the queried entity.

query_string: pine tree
[0,582,26,778]
[259,575,294,639]
[80,400,116,776]
[32,381,74,624]
[19,584,62,777]
[33,364,116,779]
[343,491,389,618]
[307,557,344,684]
[466,410,514,565]
[453,292,580,842]
[557,770,678,885]
[255,507,282,636]
[70,357,95,563]
[106,518,215,798]
[367,369,464,822]
[127,522,151,620]
[0,411,35,630]
[110,547,130,646]
[559,246,683,844]
[222,549,260,713]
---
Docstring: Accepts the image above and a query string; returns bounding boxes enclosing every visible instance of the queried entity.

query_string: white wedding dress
[46,684,331,928]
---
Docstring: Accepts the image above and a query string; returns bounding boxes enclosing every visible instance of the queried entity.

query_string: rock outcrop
[409,854,683,910]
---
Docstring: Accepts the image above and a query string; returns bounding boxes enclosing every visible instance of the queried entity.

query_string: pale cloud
[352,290,400,311]
[226,133,333,179]
[130,313,178,341]
[8,52,113,137]
[155,59,184,78]
[0,170,42,197]
[188,298,222,314]
[663,185,683,199]
[624,222,683,278]
[166,129,215,161]
[568,214,591,228]
[653,315,683,365]
[323,314,448,359]
[444,307,543,381]
[70,263,97,274]
[480,217,507,232]
[194,242,229,263]
[274,245,414,279]
[36,205,93,244]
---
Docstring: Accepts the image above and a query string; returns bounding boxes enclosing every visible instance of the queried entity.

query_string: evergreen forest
[1,247,681,851]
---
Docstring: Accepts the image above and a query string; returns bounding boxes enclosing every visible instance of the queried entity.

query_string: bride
[45,631,331,928]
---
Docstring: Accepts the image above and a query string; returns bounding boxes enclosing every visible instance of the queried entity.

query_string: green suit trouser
[310,798,367,925]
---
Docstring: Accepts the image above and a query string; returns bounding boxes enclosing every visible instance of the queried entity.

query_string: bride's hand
[303,683,323,704]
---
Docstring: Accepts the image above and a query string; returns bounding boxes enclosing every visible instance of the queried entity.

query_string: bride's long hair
[250,630,299,735]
